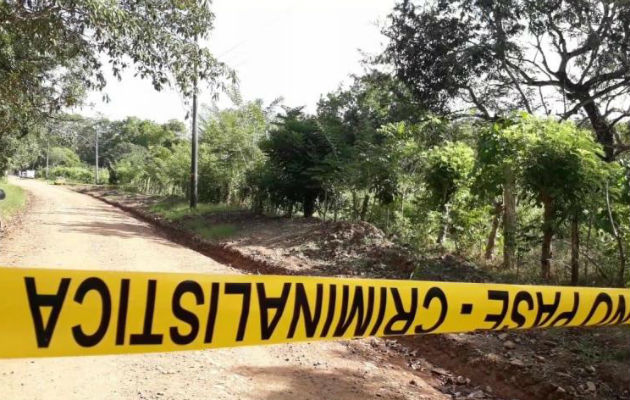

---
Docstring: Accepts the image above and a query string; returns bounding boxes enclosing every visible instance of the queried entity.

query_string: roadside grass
[0,182,27,221]
[150,198,243,221]
[149,198,243,240]
[182,220,239,240]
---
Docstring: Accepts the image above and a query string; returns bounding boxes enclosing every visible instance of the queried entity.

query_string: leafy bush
[48,166,94,183]
[48,147,81,167]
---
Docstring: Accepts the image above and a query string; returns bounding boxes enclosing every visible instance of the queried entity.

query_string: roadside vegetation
[1,0,628,289]
[19,100,630,288]
[0,181,27,226]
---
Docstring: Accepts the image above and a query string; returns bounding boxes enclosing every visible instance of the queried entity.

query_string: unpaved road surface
[0,178,446,400]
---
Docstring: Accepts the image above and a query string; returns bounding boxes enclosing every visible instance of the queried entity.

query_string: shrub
[48,166,94,183]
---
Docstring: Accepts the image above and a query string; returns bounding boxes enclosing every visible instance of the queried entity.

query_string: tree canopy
[382,0,630,161]
[0,0,232,165]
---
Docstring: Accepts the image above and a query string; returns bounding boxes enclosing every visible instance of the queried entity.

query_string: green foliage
[381,0,630,160]
[47,166,96,183]
[182,221,238,241]
[519,117,611,218]
[424,141,474,208]
[198,100,267,203]
[149,198,241,241]
[473,117,530,199]
[48,147,81,168]
[3,54,627,286]
[0,0,232,173]
[150,199,243,221]
[255,108,334,217]
[0,182,27,221]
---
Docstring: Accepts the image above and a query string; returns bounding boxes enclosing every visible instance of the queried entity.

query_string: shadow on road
[43,219,180,248]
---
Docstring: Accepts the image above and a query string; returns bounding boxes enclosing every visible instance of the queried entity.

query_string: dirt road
[0,178,446,400]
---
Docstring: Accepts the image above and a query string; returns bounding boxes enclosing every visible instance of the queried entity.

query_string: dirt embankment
[77,187,630,400]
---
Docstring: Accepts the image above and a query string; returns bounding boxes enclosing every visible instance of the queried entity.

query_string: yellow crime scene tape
[0,267,628,358]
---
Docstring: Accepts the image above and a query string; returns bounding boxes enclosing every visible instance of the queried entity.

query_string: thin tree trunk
[584,214,593,281]
[503,167,517,269]
[541,195,554,281]
[359,193,370,221]
[368,194,377,221]
[437,203,450,246]
[605,183,627,286]
[351,191,359,220]
[45,139,49,180]
[570,212,580,285]
[484,200,503,260]
[400,191,405,220]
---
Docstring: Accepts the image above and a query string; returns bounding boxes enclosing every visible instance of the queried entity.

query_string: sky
[81,0,396,123]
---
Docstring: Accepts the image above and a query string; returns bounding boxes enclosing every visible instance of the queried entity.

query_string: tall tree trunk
[503,167,517,269]
[359,193,370,221]
[605,183,627,286]
[541,195,554,281]
[570,212,580,285]
[484,200,503,260]
[582,100,615,162]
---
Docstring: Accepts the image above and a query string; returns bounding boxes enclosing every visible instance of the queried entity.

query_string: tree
[48,147,81,168]
[258,108,334,218]
[474,117,532,269]
[199,100,268,203]
[0,0,232,170]
[382,0,630,161]
[423,141,475,245]
[316,72,425,220]
[518,117,610,280]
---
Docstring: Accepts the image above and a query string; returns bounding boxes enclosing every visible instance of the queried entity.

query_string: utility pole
[95,126,99,185]
[189,40,199,208]
[45,137,50,180]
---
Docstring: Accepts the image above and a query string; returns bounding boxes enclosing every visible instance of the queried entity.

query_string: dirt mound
[325,220,386,242]
[221,217,418,278]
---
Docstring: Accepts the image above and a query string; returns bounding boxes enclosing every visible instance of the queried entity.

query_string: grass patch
[183,220,239,240]
[148,198,242,241]
[0,182,27,221]
[150,198,243,221]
